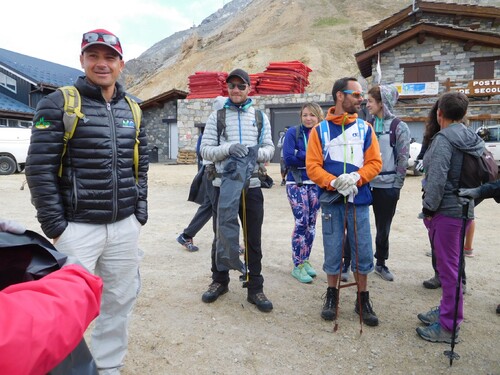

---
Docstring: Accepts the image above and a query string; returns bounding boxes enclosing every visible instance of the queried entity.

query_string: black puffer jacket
[26,77,148,239]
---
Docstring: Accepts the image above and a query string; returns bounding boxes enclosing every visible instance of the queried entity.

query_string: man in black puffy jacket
[25,28,148,375]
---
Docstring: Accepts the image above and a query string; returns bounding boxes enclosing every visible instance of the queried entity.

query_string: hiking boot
[496,304,500,314]
[423,273,441,289]
[176,234,199,252]
[354,291,379,326]
[201,282,228,303]
[417,306,440,326]
[341,262,350,282]
[291,264,313,283]
[302,260,317,277]
[247,292,273,312]
[375,265,394,282]
[416,322,459,344]
[321,287,338,321]
[280,179,286,186]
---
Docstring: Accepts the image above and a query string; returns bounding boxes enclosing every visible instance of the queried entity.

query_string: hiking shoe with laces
[375,265,394,281]
[201,282,228,303]
[417,306,440,326]
[423,274,441,289]
[291,264,313,283]
[354,291,379,326]
[416,322,459,344]
[496,304,500,314]
[341,262,350,282]
[302,260,317,277]
[176,234,199,252]
[321,287,338,321]
[247,292,273,312]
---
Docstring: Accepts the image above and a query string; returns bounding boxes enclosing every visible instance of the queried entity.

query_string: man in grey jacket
[200,68,275,312]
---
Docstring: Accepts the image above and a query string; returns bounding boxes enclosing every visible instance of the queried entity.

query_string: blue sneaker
[417,306,440,326]
[416,322,459,344]
[176,234,199,252]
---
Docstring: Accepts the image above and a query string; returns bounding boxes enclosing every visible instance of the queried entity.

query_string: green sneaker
[292,264,313,283]
[303,260,317,277]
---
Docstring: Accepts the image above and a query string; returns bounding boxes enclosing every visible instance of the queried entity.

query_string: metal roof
[0,48,82,88]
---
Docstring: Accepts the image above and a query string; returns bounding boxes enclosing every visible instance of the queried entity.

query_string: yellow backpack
[58,86,142,182]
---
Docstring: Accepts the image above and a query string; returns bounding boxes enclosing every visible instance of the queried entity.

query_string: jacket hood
[325,107,358,125]
[380,85,399,120]
[439,122,484,156]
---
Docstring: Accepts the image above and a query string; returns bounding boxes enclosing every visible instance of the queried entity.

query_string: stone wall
[176,93,332,152]
[142,101,177,162]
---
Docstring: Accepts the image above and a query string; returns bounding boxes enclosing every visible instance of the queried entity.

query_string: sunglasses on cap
[342,90,365,99]
[227,82,248,90]
[82,32,120,46]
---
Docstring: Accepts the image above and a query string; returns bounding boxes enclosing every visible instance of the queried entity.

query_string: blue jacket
[283,125,313,184]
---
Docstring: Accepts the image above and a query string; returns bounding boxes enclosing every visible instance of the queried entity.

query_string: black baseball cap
[226,68,250,85]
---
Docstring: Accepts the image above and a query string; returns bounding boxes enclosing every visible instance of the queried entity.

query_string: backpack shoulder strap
[216,108,226,145]
[389,118,401,148]
[255,109,263,145]
[295,125,300,143]
[58,86,85,178]
[319,119,330,159]
[124,95,142,183]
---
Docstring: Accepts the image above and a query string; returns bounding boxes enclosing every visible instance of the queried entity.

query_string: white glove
[338,184,358,197]
[332,174,351,191]
[349,172,360,184]
[0,219,26,234]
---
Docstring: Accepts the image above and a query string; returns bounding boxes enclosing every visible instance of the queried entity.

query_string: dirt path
[2,163,499,374]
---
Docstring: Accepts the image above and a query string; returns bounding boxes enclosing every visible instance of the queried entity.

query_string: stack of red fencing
[254,61,312,95]
[186,71,228,99]
[186,61,312,98]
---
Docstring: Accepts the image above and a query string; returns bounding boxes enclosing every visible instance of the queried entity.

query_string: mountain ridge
[122,0,499,100]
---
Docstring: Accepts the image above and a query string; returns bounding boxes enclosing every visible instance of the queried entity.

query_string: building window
[400,61,439,82]
[0,72,17,93]
[471,56,498,79]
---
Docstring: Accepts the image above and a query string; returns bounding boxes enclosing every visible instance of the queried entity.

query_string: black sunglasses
[227,82,248,90]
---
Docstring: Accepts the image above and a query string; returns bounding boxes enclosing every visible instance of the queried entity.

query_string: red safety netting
[186,61,312,98]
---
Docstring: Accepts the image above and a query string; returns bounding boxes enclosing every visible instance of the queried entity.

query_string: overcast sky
[2,0,226,70]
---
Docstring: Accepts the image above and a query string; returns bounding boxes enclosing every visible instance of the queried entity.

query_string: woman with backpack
[282,103,324,283]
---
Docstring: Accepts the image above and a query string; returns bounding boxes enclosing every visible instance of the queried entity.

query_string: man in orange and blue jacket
[306,77,382,326]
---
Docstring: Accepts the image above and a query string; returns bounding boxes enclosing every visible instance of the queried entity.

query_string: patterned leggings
[286,183,320,267]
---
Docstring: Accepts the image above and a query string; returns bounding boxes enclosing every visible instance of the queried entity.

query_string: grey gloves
[330,172,360,197]
[457,187,481,205]
[229,143,249,158]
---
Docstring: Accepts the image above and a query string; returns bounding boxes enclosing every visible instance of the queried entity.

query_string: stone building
[355,0,500,138]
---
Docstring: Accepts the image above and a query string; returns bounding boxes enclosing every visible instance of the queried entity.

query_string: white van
[478,125,500,168]
[0,126,31,175]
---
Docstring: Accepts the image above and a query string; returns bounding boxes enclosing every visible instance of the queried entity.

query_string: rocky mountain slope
[122,0,499,100]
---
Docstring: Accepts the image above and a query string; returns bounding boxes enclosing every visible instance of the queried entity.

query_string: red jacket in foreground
[0,265,103,375]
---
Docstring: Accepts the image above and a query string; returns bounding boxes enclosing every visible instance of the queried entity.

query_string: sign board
[457,79,500,96]
[396,82,439,96]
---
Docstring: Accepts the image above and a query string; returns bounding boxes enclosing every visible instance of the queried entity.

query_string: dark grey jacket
[423,122,483,219]
[26,77,148,238]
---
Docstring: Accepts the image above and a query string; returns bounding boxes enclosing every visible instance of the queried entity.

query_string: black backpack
[460,148,498,188]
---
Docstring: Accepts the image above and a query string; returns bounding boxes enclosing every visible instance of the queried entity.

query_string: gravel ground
[2,163,499,374]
